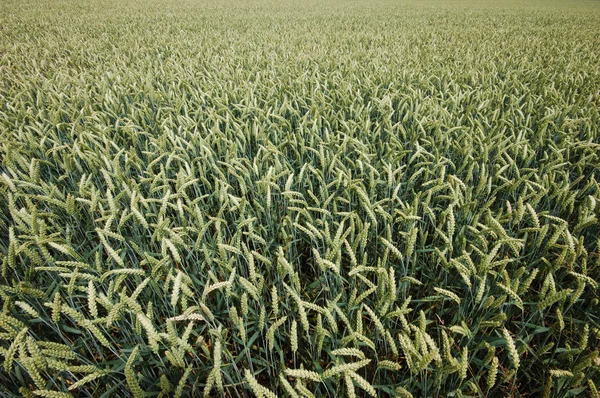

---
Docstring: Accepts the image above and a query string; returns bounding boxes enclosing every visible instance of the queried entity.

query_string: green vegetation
[1,0,599,396]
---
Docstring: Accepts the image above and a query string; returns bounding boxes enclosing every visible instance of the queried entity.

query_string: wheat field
[1,0,599,396]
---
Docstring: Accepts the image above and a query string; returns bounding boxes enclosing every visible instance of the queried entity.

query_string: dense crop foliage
[1,0,600,396]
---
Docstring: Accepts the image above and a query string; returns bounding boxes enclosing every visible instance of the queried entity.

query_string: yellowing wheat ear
[125,346,146,398]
